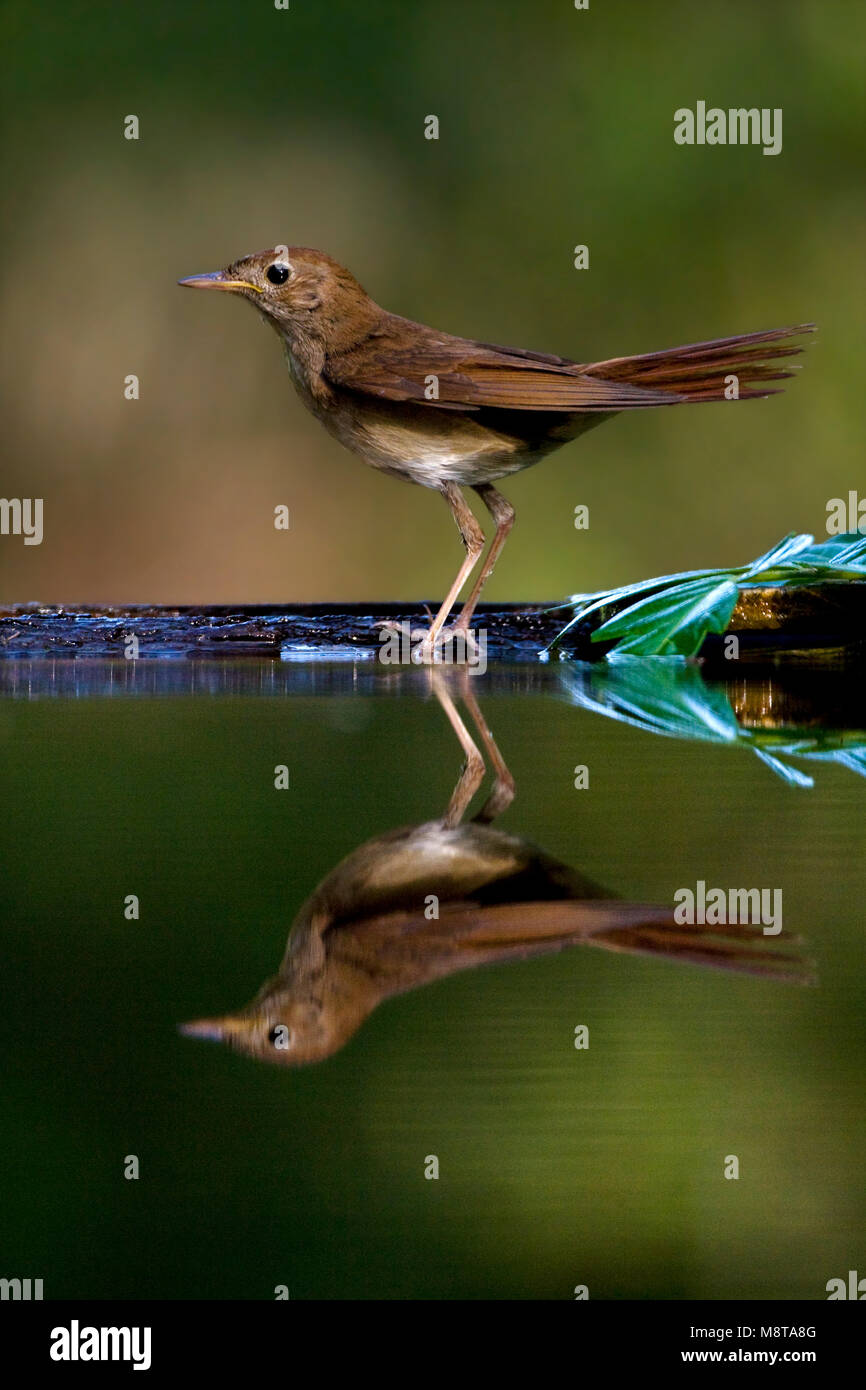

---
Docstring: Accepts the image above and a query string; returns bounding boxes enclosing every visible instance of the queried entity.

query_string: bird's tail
[583,324,815,403]
[442,900,813,984]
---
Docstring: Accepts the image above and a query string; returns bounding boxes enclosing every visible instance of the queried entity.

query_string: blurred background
[1,0,863,604]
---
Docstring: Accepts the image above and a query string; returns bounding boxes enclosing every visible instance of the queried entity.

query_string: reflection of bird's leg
[461,680,516,823]
[432,672,485,827]
[432,670,515,826]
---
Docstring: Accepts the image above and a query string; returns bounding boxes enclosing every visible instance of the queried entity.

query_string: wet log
[0,583,863,667]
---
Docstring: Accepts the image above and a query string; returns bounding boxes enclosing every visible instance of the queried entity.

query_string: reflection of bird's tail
[585,324,815,403]
[448,901,813,984]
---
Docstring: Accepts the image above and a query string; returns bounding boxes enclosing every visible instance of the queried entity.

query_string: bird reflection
[181,673,810,1066]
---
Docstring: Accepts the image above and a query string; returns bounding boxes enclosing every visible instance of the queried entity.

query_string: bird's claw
[374,616,479,666]
[416,624,480,665]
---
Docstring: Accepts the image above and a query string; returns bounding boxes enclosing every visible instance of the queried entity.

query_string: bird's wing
[333,899,811,987]
[323,319,676,413]
[324,320,813,413]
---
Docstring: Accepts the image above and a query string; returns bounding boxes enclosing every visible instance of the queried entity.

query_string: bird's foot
[374,614,481,666]
[415,623,480,666]
[374,613,437,666]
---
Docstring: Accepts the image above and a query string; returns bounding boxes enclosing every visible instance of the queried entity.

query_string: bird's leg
[420,483,485,659]
[431,671,486,827]
[461,679,516,822]
[450,483,515,640]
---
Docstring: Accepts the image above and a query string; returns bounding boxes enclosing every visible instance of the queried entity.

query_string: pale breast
[283,345,606,488]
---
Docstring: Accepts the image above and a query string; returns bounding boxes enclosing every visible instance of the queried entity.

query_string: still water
[1,659,863,1299]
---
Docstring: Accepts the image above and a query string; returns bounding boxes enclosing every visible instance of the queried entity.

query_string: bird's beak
[178,271,261,294]
[179,1016,234,1042]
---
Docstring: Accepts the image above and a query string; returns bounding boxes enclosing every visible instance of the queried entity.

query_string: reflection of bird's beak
[179,1016,235,1042]
[178,272,261,293]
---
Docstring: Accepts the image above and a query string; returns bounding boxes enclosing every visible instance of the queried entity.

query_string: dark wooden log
[0,582,863,666]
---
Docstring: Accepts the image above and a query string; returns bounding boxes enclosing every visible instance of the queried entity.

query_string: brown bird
[179,249,812,653]
[180,674,811,1067]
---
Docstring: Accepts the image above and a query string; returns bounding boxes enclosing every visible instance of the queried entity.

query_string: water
[1,659,863,1299]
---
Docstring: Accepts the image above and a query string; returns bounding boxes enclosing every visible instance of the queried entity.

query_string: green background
[1,0,863,603]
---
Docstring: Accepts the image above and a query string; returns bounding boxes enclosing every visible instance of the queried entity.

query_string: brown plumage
[180,675,812,1068]
[179,831,812,1069]
[326,321,808,410]
[180,248,813,651]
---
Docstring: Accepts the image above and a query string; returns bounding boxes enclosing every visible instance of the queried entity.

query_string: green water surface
[1,662,862,1300]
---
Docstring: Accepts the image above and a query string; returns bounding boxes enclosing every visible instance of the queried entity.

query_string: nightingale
[179,248,812,653]
[180,674,810,1067]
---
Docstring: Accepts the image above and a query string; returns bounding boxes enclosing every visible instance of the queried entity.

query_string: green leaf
[751,747,814,788]
[744,532,814,575]
[592,662,741,741]
[551,526,866,660]
[544,564,736,652]
[558,664,866,789]
[835,749,866,777]
[592,577,739,657]
[828,533,866,570]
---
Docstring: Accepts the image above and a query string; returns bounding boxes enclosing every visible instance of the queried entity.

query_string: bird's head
[179,246,375,345]
[179,987,338,1067]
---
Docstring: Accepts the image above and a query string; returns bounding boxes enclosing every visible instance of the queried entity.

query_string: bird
[180,674,810,1067]
[179,248,813,654]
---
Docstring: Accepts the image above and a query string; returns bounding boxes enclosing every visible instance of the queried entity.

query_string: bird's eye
[268,1024,291,1048]
[266,263,290,286]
